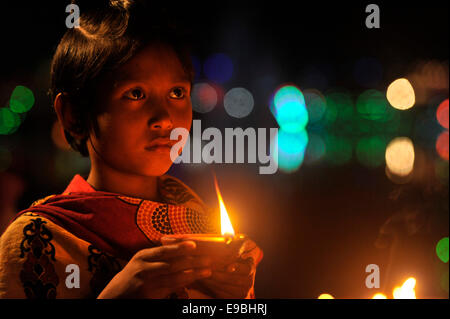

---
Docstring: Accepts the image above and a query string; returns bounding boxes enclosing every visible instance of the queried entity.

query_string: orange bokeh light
[436,131,449,161]
[436,99,449,129]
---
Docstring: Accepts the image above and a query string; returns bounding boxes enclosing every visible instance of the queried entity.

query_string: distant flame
[318,293,334,299]
[372,293,387,299]
[393,277,417,299]
[214,176,235,236]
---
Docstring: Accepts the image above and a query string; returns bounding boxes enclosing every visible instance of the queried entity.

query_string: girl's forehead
[113,44,188,83]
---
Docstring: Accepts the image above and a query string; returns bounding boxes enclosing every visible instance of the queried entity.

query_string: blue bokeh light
[272,128,309,173]
[273,85,309,132]
[203,53,233,84]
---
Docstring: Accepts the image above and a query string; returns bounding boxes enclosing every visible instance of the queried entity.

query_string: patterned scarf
[14,175,219,260]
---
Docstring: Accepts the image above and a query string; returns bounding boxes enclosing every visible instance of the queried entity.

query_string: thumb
[160,235,182,245]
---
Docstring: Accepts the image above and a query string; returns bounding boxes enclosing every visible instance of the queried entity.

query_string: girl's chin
[140,160,173,176]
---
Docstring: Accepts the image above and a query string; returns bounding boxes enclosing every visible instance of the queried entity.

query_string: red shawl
[14,175,218,260]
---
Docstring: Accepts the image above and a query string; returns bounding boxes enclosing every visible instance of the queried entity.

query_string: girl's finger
[137,241,197,262]
[161,236,183,245]
[165,256,212,274]
[158,267,212,289]
[226,259,254,276]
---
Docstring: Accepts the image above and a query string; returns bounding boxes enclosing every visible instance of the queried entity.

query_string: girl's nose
[148,108,173,131]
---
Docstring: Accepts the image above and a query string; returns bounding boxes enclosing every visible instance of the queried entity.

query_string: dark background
[0,1,448,298]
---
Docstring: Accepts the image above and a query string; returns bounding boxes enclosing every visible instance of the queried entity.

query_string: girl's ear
[54,93,86,140]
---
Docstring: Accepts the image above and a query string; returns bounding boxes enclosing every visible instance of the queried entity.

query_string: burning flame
[214,176,235,236]
[393,277,417,299]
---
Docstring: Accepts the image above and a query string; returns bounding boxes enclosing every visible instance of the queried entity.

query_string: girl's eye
[169,87,186,99]
[124,88,145,100]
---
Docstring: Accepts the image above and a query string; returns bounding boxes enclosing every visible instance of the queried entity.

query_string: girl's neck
[86,165,160,201]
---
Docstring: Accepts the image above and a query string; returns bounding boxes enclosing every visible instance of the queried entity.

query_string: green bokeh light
[324,135,353,165]
[436,237,449,263]
[9,85,35,113]
[304,91,326,123]
[356,136,387,168]
[0,108,21,135]
[356,89,389,121]
[325,91,354,123]
[305,133,326,163]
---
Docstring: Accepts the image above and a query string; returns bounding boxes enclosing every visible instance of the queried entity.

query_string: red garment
[13,175,217,259]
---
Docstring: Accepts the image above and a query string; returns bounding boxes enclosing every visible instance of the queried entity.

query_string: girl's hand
[197,238,263,298]
[196,257,256,298]
[97,241,212,299]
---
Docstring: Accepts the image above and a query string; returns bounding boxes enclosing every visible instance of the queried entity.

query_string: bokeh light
[203,53,233,84]
[273,85,308,132]
[304,133,326,163]
[223,87,254,118]
[393,277,416,299]
[408,60,449,91]
[353,57,383,88]
[356,89,389,121]
[324,135,352,165]
[0,107,21,135]
[0,146,12,172]
[386,78,415,110]
[325,91,354,122]
[385,137,415,177]
[191,82,218,113]
[318,293,334,299]
[436,99,449,129]
[9,85,35,113]
[273,128,308,173]
[436,131,449,161]
[191,55,202,81]
[356,136,386,168]
[372,293,387,299]
[436,237,449,263]
[304,89,327,123]
[322,98,338,125]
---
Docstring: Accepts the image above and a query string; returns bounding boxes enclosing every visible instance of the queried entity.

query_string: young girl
[0,0,262,299]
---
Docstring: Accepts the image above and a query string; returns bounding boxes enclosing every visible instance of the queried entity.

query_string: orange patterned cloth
[11,175,218,259]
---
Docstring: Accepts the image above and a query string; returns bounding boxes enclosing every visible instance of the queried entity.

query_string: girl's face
[89,44,192,177]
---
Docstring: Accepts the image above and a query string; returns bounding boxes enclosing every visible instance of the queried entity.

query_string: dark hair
[50,0,194,156]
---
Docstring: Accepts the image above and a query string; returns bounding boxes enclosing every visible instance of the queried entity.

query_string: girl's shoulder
[0,212,125,298]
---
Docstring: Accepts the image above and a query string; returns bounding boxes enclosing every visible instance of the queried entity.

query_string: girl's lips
[145,145,172,153]
[145,138,177,152]
[146,138,177,148]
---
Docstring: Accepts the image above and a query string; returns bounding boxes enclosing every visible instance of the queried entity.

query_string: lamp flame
[393,277,417,299]
[214,176,235,236]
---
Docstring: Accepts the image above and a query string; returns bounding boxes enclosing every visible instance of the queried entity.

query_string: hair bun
[70,0,134,12]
